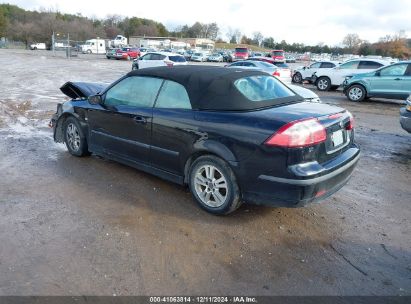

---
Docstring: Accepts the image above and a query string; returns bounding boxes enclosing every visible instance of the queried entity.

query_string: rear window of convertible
[234,75,295,102]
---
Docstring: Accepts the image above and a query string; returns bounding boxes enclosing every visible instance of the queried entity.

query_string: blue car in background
[343,61,411,102]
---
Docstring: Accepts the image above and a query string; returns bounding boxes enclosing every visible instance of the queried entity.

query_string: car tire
[189,155,242,215]
[316,77,331,91]
[87,50,92,54]
[347,84,366,102]
[292,72,302,83]
[63,117,89,157]
[34,47,37,50]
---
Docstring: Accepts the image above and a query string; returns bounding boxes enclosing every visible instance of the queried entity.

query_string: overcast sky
[6,0,411,46]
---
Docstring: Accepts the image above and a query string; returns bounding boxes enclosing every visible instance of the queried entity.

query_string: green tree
[0,10,7,37]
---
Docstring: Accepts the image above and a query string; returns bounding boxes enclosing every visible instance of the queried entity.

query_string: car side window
[141,54,152,60]
[155,80,191,109]
[380,64,408,76]
[310,62,321,68]
[151,54,160,60]
[105,76,163,108]
[339,61,359,69]
[358,61,384,69]
[321,62,335,68]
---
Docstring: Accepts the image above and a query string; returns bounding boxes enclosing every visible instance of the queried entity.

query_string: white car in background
[312,59,390,91]
[191,52,208,62]
[292,61,339,83]
[226,60,292,84]
[132,52,187,70]
[30,43,46,50]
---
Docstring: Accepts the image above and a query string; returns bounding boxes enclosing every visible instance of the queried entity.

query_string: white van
[81,39,106,54]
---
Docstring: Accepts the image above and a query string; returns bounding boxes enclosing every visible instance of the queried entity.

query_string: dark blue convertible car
[51,66,360,215]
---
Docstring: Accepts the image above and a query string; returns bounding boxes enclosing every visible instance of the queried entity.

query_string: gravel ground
[0,49,410,296]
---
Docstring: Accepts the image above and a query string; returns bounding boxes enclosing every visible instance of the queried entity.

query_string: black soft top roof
[127,66,300,111]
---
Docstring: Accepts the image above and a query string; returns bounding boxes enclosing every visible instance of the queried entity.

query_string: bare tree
[252,31,264,46]
[234,29,241,44]
[343,33,362,54]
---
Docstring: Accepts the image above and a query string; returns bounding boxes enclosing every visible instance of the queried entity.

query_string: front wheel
[347,85,366,102]
[292,72,302,83]
[189,155,242,215]
[316,77,331,91]
[63,117,89,157]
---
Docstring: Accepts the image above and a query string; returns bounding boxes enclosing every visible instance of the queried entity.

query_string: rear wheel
[292,72,302,83]
[347,85,366,102]
[189,155,242,215]
[87,49,92,54]
[316,77,331,91]
[63,117,89,157]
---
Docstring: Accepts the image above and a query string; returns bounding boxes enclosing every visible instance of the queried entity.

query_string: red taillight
[265,118,327,148]
[164,60,174,67]
[273,71,281,77]
[347,112,354,130]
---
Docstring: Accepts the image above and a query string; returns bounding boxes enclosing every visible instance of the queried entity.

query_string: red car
[114,47,140,60]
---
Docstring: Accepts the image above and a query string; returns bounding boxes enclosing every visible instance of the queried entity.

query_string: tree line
[0,3,409,59]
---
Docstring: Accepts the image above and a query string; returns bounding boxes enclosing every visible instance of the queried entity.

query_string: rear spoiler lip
[60,82,108,99]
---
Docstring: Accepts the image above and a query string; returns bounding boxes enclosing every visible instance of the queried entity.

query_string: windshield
[235,48,248,53]
[234,76,295,102]
[273,51,284,57]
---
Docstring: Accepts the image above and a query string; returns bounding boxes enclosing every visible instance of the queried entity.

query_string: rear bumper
[242,146,360,207]
[400,107,411,133]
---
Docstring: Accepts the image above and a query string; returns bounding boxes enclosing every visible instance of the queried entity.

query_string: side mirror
[375,71,381,76]
[88,95,102,105]
[303,66,307,70]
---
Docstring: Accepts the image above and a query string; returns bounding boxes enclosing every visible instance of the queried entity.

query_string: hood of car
[349,71,376,80]
[60,82,108,99]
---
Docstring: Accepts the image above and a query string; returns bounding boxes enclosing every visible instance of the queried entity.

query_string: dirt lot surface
[0,49,410,296]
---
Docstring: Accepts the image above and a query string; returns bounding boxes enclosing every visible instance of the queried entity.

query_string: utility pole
[52,31,55,56]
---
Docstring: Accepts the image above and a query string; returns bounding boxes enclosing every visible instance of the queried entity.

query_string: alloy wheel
[66,123,81,152]
[349,87,363,101]
[193,165,228,208]
[318,78,329,90]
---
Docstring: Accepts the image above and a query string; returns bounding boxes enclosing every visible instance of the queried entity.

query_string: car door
[331,60,360,85]
[401,64,411,97]
[302,62,321,79]
[369,63,409,98]
[138,53,152,69]
[151,80,194,176]
[149,54,167,67]
[87,76,164,164]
